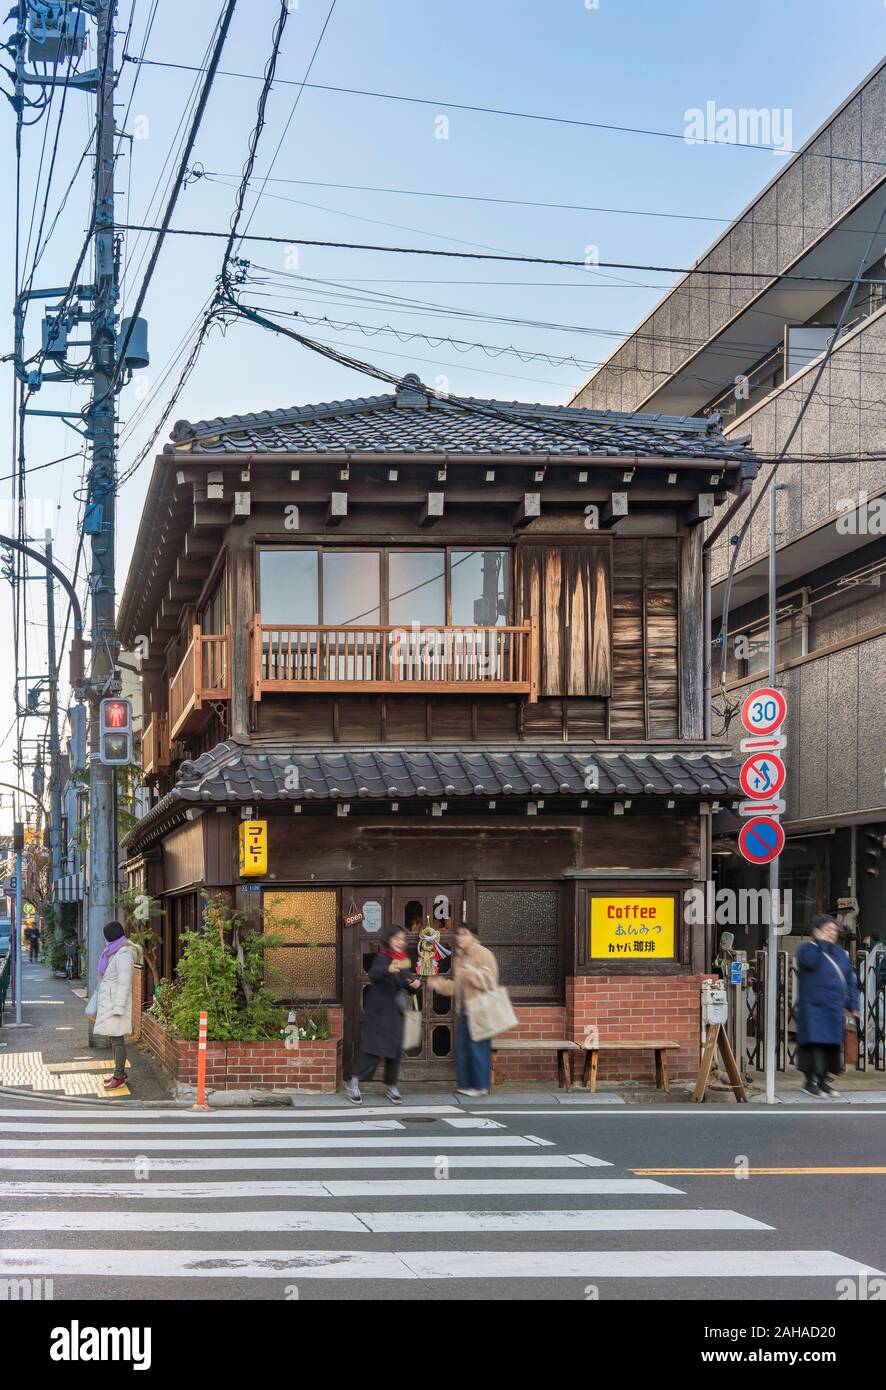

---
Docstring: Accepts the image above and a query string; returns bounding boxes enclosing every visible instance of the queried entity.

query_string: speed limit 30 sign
[741,687,787,736]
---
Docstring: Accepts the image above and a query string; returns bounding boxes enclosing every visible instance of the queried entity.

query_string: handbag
[465,969,518,1042]
[401,993,422,1051]
[84,989,98,1018]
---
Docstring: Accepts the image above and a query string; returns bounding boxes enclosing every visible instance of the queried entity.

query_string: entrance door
[344,884,462,1082]
[393,885,461,1080]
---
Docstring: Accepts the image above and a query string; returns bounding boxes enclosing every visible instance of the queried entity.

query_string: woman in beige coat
[93,921,138,1090]
[430,923,498,1097]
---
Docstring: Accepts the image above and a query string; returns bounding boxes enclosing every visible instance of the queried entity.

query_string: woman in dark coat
[345,926,420,1106]
[795,913,857,1097]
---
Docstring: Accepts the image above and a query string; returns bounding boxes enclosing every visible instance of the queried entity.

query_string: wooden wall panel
[609,539,645,738]
[520,542,612,699]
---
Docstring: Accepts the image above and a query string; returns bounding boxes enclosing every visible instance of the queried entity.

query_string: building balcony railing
[141,711,171,776]
[168,624,232,739]
[249,615,538,702]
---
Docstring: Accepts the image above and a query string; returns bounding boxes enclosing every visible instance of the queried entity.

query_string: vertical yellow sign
[238,820,267,877]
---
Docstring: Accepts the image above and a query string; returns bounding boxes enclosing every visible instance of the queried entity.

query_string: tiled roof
[129,741,741,847]
[164,373,756,463]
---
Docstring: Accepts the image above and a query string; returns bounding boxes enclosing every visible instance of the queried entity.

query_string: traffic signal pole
[85,0,120,1011]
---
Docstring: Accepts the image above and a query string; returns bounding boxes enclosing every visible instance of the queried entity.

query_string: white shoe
[456,1087,481,1097]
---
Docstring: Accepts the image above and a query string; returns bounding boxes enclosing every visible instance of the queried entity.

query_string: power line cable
[110,0,240,391]
[136,59,886,165]
[117,224,886,285]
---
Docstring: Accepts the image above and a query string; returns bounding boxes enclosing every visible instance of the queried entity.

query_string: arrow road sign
[741,687,787,735]
[740,734,787,754]
[738,798,786,818]
[740,753,787,800]
[738,816,785,865]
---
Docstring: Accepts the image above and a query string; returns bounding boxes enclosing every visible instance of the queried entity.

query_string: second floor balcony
[249,616,539,701]
[169,625,232,739]
[142,711,171,775]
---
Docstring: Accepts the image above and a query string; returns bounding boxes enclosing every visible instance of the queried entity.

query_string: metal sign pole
[765,485,782,1105]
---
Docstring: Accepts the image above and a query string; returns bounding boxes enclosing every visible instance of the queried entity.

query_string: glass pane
[495,944,559,989]
[432,1024,453,1057]
[265,946,336,999]
[451,550,508,626]
[478,890,560,943]
[263,891,338,944]
[259,551,318,625]
[323,552,380,625]
[388,552,445,626]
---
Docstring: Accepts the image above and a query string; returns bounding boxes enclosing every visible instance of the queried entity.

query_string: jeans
[111,1037,127,1078]
[456,1019,492,1090]
[355,1052,400,1087]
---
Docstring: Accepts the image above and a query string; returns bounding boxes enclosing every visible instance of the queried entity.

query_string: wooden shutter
[520,543,611,698]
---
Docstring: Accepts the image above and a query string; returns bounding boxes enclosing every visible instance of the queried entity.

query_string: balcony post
[230,536,251,737]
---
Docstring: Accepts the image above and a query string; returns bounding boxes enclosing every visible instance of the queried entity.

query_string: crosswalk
[0,1102,881,1294]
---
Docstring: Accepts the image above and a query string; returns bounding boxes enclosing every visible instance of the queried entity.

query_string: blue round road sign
[738,816,785,865]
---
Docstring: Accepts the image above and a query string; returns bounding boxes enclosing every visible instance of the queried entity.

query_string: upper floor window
[257,548,510,627]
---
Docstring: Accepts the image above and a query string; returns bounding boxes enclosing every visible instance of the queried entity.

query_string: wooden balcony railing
[141,712,171,776]
[168,624,232,739]
[249,615,538,702]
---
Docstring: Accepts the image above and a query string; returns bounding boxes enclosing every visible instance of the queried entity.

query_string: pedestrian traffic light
[99,697,132,766]
[864,829,886,877]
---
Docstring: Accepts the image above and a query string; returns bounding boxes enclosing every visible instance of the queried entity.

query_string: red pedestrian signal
[99,697,132,766]
[104,699,128,729]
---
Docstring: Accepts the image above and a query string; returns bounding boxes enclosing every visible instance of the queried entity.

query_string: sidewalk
[0,956,172,1101]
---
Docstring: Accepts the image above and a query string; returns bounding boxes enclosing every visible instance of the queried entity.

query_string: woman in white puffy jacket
[93,921,138,1090]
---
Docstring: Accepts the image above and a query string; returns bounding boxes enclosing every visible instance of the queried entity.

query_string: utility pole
[13,820,23,1025]
[85,0,120,1009]
[44,530,63,891]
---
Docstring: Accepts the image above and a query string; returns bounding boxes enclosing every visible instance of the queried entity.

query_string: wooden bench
[582,1040,680,1093]
[491,1039,582,1090]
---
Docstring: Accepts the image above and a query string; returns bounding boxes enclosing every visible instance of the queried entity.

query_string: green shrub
[155,893,286,1043]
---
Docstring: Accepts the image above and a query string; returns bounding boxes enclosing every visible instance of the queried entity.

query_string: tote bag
[465,971,518,1042]
[402,993,422,1051]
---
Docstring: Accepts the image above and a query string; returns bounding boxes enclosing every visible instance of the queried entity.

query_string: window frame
[261,887,341,1004]
[475,882,564,1004]
[256,545,512,627]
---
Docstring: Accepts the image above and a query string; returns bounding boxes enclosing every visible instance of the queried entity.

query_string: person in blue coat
[795,913,857,1097]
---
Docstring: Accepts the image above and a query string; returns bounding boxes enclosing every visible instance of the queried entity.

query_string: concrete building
[570,61,886,959]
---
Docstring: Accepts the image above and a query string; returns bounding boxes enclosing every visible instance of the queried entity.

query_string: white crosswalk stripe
[1,1104,881,1292]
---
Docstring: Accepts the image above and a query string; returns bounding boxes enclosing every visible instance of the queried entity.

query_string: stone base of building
[140,1014,343,1092]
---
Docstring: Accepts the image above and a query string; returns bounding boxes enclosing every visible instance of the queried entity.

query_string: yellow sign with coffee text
[589,896,675,959]
[238,820,267,877]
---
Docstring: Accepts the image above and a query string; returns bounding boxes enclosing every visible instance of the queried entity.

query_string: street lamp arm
[0,533,83,634]
[0,779,45,806]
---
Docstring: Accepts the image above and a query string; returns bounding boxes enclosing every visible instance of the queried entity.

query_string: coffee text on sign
[238,820,268,877]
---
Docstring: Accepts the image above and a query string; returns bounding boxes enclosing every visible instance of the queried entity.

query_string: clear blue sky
[1,0,884,832]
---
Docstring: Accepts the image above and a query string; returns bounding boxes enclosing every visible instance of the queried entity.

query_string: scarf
[98,935,128,979]
[382,947,410,962]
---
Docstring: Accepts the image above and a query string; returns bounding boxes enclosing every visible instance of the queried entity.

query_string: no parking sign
[738,816,785,865]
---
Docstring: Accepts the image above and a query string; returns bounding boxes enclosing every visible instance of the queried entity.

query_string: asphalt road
[1,1093,885,1302]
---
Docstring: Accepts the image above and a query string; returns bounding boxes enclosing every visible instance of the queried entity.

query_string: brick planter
[141,1013,342,1092]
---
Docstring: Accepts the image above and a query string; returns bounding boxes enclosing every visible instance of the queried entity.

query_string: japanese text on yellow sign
[238,820,267,877]
[589,896,675,959]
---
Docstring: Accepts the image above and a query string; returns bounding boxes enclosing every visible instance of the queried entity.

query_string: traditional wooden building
[119,374,757,1084]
